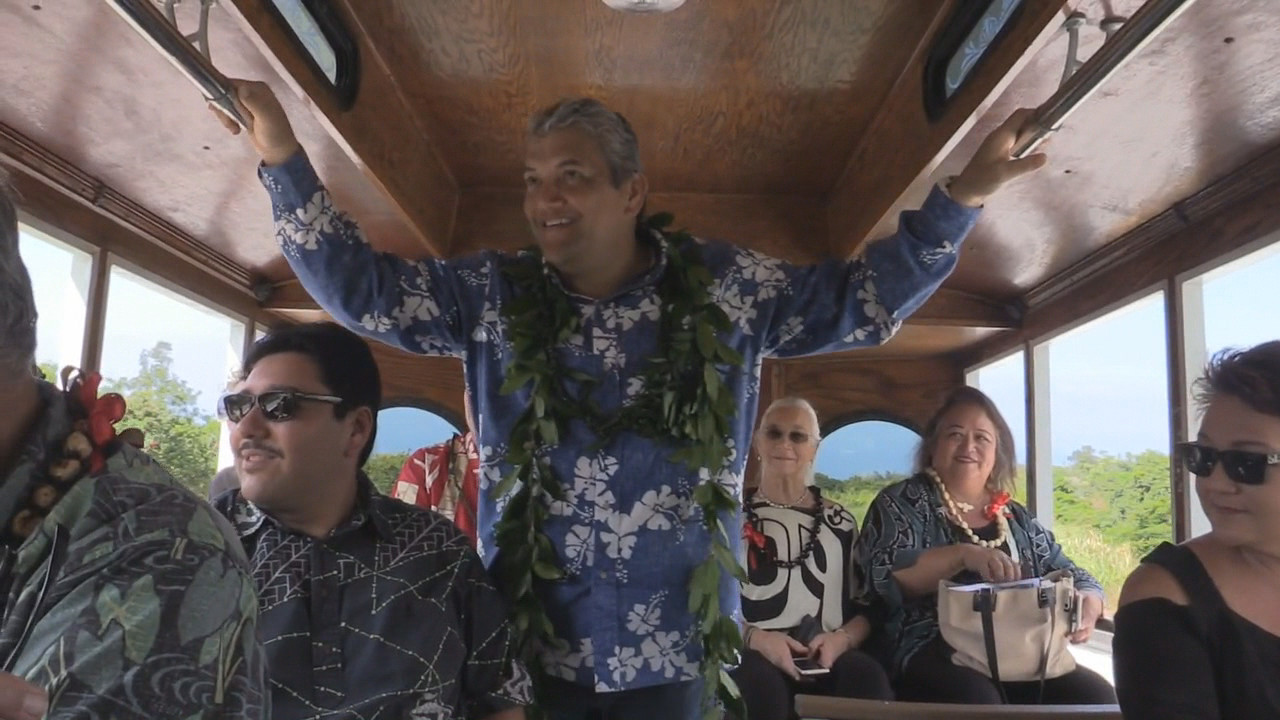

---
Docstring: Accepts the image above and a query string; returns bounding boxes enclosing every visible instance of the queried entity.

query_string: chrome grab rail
[1013,0,1198,158]
[104,0,247,127]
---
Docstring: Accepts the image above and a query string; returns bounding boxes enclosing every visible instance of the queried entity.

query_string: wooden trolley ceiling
[2,0,1279,362]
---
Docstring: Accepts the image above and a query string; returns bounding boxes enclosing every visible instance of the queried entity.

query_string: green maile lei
[493,213,747,719]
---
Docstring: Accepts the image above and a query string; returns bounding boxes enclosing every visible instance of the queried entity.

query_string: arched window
[364,405,461,494]
[815,419,921,526]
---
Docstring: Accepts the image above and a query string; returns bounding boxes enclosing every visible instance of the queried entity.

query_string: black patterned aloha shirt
[216,478,532,720]
[0,381,266,717]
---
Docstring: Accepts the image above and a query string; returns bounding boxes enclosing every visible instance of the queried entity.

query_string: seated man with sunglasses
[212,321,530,720]
[1114,341,1280,719]
[0,175,265,718]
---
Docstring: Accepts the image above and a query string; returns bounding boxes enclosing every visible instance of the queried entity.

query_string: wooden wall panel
[370,343,466,424]
[773,355,963,434]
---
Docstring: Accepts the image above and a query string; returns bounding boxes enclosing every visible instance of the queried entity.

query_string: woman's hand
[807,630,853,669]
[1070,591,1105,644]
[750,629,809,680]
[961,544,1022,583]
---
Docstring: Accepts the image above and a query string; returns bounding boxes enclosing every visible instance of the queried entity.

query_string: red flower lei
[65,369,127,474]
[742,519,767,570]
[984,491,1013,522]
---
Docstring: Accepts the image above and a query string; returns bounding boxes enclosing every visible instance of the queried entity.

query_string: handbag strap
[1035,582,1057,702]
[975,589,1009,703]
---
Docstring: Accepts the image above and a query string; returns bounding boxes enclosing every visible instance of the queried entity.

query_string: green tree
[36,361,59,383]
[365,452,411,496]
[105,342,220,499]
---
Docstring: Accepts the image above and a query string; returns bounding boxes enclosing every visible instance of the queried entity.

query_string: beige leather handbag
[937,567,1079,692]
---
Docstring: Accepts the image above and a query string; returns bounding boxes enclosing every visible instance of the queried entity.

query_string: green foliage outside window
[364,452,410,496]
[100,342,221,499]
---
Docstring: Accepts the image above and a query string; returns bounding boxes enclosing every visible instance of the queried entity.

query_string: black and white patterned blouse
[741,488,861,633]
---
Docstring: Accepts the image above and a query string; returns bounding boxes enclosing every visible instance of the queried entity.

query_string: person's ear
[624,173,648,216]
[345,406,374,459]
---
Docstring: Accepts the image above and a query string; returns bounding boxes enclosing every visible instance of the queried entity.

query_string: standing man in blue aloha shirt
[215,80,1045,718]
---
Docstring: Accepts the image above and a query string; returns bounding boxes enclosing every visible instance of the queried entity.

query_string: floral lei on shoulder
[494,213,746,719]
[2,369,130,548]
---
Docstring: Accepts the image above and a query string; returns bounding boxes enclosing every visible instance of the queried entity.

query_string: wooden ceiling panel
[0,1,415,280]
[348,0,941,195]
[872,0,1280,300]
[450,188,827,261]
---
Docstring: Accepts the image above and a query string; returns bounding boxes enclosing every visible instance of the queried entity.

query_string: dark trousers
[544,676,703,720]
[729,648,895,720]
[897,637,1117,705]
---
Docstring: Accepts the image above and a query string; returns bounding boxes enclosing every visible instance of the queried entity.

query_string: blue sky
[19,226,1279,473]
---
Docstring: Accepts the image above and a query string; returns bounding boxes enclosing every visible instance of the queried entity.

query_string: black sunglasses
[1178,442,1280,486]
[764,427,812,445]
[217,391,344,423]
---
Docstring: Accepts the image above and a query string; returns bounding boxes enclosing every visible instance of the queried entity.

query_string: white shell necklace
[926,467,1009,549]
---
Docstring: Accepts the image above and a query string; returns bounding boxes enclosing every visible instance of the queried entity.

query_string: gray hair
[755,396,822,486]
[527,98,642,187]
[0,169,37,376]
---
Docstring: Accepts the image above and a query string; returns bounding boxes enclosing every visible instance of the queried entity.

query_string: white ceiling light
[601,0,687,13]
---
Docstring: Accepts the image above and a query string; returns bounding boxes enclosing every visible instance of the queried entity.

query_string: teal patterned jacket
[0,381,267,718]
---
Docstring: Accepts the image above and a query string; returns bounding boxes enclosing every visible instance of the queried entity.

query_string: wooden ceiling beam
[911,288,1021,329]
[826,1,1069,258]
[221,0,459,257]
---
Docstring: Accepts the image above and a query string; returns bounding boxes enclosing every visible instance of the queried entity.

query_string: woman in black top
[1114,341,1280,718]
[733,398,892,720]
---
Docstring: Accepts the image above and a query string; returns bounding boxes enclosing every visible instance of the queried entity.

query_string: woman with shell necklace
[855,387,1116,704]
[734,398,893,720]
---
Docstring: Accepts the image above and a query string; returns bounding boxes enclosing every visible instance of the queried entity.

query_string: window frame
[263,0,360,109]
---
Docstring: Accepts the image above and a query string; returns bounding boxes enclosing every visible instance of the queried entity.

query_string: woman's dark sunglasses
[217,391,344,423]
[764,427,812,445]
[1178,442,1280,486]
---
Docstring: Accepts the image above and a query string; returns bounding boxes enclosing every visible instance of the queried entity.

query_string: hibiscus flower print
[607,646,643,684]
[625,599,662,635]
[360,312,394,333]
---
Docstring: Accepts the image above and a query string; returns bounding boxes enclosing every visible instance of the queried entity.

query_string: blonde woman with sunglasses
[1115,341,1280,718]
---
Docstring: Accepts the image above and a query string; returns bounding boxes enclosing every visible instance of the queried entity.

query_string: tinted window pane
[268,0,339,83]
[100,265,245,499]
[365,406,459,495]
[1044,291,1171,614]
[967,350,1027,498]
[19,225,92,376]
